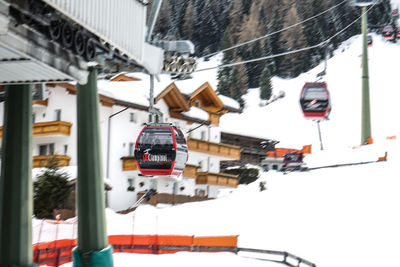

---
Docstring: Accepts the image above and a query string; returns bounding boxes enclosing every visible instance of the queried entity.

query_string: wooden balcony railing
[187,137,241,160]
[196,172,239,188]
[32,99,48,107]
[183,164,198,178]
[0,121,72,138]
[121,156,138,171]
[33,155,71,168]
[121,157,200,178]
[33,121,72,136]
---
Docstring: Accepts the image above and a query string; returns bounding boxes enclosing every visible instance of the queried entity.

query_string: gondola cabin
[367,35,373,47]
[282,152,304,171]
[134,125,188,178]
[300,82,331,120]
[382,25,395,41]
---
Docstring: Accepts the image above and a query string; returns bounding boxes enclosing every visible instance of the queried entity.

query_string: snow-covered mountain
[46,31,400,267]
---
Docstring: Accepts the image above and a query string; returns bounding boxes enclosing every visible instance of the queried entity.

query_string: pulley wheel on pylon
[85,38,96,61]
[49,20,62,41]
[73,30,86,56]
[61,22,74,48]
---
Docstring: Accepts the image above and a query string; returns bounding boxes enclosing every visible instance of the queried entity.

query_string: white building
[0,73,242,211]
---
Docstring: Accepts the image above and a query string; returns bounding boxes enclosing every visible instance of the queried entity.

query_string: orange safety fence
[193,235,238,247]
[266,148,301,158]
[301,145,312,154]
[156,235,194,254]
[109,235,157,254]
[33,234,238,266]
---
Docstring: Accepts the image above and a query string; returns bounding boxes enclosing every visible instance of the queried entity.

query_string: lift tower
[351,0,380,145]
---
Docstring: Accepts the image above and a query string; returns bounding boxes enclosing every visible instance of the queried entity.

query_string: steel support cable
[203,0,348,59]
[196,4,376,73]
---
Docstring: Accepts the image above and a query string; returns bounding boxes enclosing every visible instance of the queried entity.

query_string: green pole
[73,67,113,267]
[0,84,37,267]
[361,6,372,144]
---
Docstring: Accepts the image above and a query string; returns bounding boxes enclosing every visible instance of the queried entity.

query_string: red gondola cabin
[134,125,188,177]
[367,35,373,47]
[382,25,395,41]
[300,82,331,120]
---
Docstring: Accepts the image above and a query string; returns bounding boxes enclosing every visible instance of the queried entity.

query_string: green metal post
[73,67,113,267]
[0,84,37,267]
[361,6,372,144]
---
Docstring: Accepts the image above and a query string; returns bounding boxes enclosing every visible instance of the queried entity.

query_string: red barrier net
[33,235,238,266]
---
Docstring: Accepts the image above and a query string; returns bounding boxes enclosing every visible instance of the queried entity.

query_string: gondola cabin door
[134,125,188,178]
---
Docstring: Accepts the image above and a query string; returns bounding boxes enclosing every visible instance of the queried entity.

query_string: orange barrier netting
[33,235,238,266]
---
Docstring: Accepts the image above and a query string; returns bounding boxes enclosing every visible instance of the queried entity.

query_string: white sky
[37,32,400,267]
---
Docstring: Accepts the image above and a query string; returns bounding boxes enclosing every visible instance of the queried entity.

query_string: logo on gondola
[307,99,320,109]
[142,149,167,162]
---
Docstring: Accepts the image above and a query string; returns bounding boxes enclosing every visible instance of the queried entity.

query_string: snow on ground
[44,33,400,267]
[220,33,400,149]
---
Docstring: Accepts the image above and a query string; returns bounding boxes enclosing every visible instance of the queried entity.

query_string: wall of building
[0,82,239,212]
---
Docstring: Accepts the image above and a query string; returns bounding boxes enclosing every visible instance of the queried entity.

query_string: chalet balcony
[187,137,241,160]
[33,155,71,168]
[0,121,72,138]
[121,156,139,171]
[196,172,239,188]
[121,157,200,177]
[33,121,72,137]
[183,164,198,178]
[32,99,48,107]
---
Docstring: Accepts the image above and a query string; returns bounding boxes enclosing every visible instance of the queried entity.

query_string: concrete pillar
[0,84,37,267]
[73,67,113,267]
[361,6,372,144]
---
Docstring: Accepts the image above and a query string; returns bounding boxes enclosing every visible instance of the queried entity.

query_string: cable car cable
[196,3,376,73]
[203,0,348,59]
[186,119,210,134]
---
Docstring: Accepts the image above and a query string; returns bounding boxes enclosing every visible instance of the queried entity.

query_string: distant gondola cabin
[367,35,373,47]
[300,82,331,120]
[382,25,395,41]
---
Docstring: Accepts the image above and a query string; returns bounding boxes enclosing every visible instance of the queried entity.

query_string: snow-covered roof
[218,94,241,110]
[181,107,209,121]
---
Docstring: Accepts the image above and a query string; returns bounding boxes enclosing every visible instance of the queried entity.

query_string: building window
[55,109,61,121]
[201,131,206,140]
[148,114,152,123]
[129,143,135,155]
[32,113,36,123]
[127,178,135,191]
[64,145,68,155]
[198,161,204,171]
[195,189,206,197]
[39,143,54,155]
[129,112,136,123]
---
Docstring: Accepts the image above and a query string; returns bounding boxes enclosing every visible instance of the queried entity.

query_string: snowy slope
[220,34,400,149]
[46,33,400,267]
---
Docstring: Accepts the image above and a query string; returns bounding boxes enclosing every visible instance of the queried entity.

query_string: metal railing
[237,247,317,267]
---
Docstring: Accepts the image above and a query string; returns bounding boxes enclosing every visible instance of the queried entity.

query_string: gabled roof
[189,82,224,112]
[155,83,190,112]
[109,73,139,82]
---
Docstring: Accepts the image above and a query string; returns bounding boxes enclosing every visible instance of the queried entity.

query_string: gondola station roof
[0,0,160,85]
[0,6,86,84]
